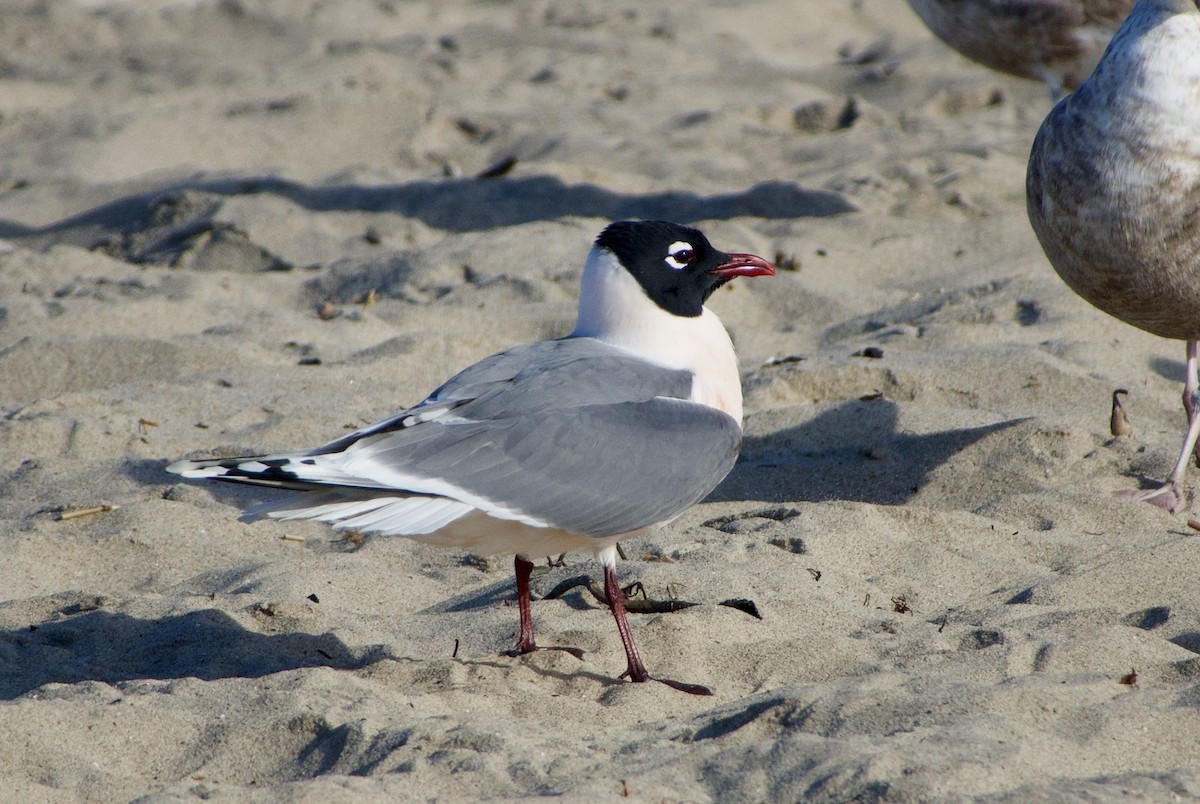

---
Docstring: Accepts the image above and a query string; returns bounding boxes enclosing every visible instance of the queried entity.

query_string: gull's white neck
[569,246,744,423]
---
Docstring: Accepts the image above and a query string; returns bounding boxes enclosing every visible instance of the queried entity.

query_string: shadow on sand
[712,398,1023,506]
[0,604,385,700]
[0,173,855,250]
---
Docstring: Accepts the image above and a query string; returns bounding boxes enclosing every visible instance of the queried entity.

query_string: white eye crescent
[665,241,695,270]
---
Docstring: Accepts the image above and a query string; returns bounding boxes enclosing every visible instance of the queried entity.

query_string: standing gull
[905,0,1134,98]
[1027,0,1200,512]
[168,220,774,694]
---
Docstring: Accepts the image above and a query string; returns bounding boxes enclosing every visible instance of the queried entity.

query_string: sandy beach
[3,1,1200,800]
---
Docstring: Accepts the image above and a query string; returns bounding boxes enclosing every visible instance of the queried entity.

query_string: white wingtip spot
[166,461,230,479]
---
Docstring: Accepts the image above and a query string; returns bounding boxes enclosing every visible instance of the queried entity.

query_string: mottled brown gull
[906,0,1134,98]
[1027,0,1200,512]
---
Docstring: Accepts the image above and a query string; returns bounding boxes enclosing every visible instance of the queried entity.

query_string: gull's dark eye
[665,241,695,270]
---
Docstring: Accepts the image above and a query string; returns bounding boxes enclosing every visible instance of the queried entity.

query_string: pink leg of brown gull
[1186,342,1200,468]
[1116,341,1200,514]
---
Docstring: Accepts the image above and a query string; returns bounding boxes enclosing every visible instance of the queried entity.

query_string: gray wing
[173,337,742,537]
[312,338,694,454]
[346,396,742,537]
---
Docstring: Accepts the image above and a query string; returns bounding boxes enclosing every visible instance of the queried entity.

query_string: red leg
[604,563,649,682]
[602,563,712,695]
[508,555,584,660]
[514,555,537,654]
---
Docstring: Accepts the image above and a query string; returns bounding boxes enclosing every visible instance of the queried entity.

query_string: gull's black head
[594,220,774,317]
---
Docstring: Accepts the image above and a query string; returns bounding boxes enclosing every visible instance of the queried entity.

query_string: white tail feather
[247,490,474,536]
